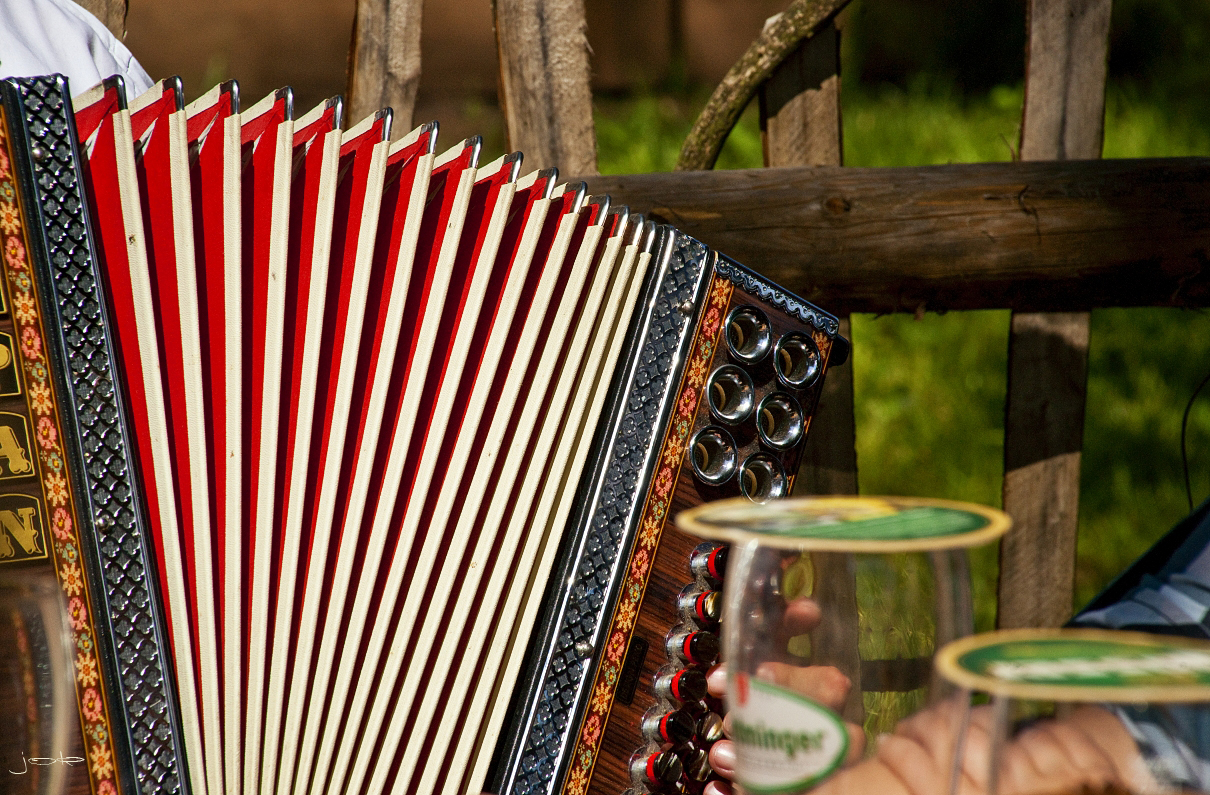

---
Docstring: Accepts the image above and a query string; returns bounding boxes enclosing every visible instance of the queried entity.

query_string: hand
[700,596,1154,795]
[703,597,866,795]
[811,700,1154,795]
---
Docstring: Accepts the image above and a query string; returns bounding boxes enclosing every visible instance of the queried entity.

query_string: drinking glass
[0,570,76,795]
[935,628,1210,795]
[677,495,1010,794]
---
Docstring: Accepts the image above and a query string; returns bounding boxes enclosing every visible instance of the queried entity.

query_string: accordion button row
[690,305,821,501]
[724,305,821,389]
[630,541,731,795]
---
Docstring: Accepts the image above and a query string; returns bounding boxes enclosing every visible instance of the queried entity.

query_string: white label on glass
[729,672,849,794]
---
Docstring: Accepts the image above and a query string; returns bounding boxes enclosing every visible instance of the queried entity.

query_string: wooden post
[997,0,1111,629]
[760,19,842,170]
[760,19,856,497]
[76,0,126,37]
[495,0,598,175]
[758,19,863,723]
[346,0,424,133]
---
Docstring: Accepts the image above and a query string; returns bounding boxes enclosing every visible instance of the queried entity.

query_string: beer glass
[936,628,1210,795]
[678,495,1009,794]
[0,571,76,795]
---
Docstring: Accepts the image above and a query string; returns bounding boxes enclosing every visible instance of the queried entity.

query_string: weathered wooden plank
[760,21,853,496]
[578,158,1210,314]
[759,19,842,169]
[761,25,855,498]
[999,313,1091,627]
[759,20,862,721]
[1019,0,1112,162]
[795,316,857,496]
[495,0,597,175]
[346,0,424,132]
[998,0,1111,630]
[75,0,125,36]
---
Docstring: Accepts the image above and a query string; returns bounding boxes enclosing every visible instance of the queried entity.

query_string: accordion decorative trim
[564,275,733,795]
[2,75,187,795]
[0,98,126,795]
[714,255,840,338]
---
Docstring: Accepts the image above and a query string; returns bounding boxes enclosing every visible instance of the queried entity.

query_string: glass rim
[935,627,1210,702]
[676,495,1010,553]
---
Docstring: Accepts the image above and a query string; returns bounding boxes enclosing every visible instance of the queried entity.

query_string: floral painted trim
[0,107,120,795]
[562,275,733,795]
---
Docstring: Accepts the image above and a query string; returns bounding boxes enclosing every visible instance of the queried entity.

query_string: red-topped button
[631,751,684,787]
[642,708,697,744]
[654,668,708,703]
[667,630,719,665]
[690,544,727,583]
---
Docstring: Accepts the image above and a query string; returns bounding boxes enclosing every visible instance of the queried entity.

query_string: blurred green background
[595,0,1210,629]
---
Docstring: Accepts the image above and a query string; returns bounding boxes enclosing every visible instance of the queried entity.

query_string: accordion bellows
[0,75,846,795]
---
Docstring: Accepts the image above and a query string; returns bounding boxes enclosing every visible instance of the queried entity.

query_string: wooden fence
[83,0,1208,635]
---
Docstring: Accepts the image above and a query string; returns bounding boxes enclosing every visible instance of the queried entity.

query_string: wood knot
[824,196,851,215]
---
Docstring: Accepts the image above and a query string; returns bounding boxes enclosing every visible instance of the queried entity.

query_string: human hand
[810,700,1153,795]
[701,594,1153,795]
[702,597,866,795]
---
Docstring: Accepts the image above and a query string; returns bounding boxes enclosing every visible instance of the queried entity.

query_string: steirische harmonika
[0,74,848,795]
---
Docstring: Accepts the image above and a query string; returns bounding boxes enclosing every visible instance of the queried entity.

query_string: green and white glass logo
[728,673,849,794]
[678,496,1010,553]
[962,639,1210,687]
[936,629,1210,702]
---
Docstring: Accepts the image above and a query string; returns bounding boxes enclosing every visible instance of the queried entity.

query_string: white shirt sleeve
[0,0,153,97]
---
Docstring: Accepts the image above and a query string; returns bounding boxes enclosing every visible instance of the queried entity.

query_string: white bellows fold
[71,77,653,795]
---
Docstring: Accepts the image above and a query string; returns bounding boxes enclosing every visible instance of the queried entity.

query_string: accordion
[0,74,847,795]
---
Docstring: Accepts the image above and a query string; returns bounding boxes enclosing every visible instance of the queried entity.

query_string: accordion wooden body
[0,74,847,795]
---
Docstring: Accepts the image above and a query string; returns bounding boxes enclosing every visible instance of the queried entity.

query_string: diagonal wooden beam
[676,0,850,171]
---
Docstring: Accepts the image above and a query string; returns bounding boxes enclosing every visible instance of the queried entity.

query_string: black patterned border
[3,74,189,795]
[714,253,841,337]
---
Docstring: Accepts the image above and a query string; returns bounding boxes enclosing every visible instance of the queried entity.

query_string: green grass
[596,81,1210,626]
[844,82,1023,166]
[594,92,766,174]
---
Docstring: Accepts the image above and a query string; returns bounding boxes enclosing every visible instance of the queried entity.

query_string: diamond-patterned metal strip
[504,230,713,795]
[8,75,188,795]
